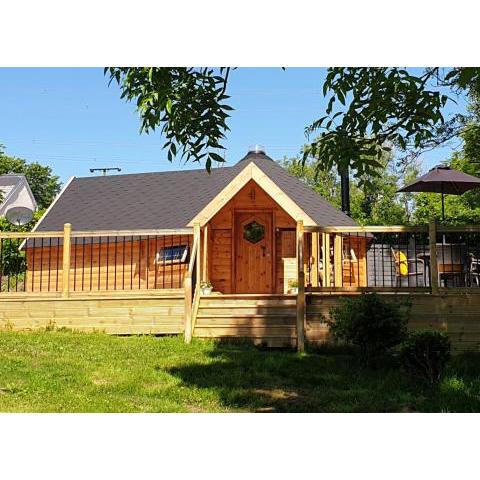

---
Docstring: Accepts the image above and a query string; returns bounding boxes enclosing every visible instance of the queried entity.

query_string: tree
[0,146,61,210]
[280,156,340,208]
[281,149,415,225]
[106,67,480,181]
[412,93,480,224]
[105,68,232,171]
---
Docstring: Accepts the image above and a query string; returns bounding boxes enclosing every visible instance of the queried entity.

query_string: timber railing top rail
[187,235,199,276]
[304,224,480,234]
[304,225,429,233]
[0,227,194,239]
[435,225,480,233]
[72,228,194,238]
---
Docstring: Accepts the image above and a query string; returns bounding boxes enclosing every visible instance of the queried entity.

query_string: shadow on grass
[166,341,429,412]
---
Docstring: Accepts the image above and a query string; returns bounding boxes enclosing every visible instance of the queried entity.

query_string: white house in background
[0,174,37,217]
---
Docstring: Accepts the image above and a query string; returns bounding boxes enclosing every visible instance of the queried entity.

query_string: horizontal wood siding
[306,292,480,352]
[0,292,185,334]
[25,236,192,293]
[194,294,297,347]
[208,180,296,294]
[341,236,368,287]
[209,229,232,293]
[276,230,296,293]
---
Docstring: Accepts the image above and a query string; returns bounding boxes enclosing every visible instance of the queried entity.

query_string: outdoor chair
[391,248,425,287]
[465,253,480,287]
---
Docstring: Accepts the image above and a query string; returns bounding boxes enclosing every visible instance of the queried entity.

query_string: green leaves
[105,67,233,171]
[305,67,451,179]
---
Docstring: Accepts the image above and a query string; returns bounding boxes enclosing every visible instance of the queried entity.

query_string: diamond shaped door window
[243,221,265,244]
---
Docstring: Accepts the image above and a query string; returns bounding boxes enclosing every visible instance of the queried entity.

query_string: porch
[1,221,480,352]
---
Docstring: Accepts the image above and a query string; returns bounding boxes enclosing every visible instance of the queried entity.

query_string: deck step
[194,326,296,337]
[197,308,295,318]
[196,319,295,328]
[198,300,296,308]
[193,294,297,342]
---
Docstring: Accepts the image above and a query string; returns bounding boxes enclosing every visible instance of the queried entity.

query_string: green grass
[1,330,480,412]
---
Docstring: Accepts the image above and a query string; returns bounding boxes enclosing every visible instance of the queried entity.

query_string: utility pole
[89,167,122,176]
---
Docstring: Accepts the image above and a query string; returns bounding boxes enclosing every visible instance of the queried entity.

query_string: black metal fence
[305,225,480,291]
[0,229,194,294]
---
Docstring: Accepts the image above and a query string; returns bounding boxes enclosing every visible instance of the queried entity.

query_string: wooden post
[334,234,343,287]
[429,219,439,294]
[194,222,201,287]
[296,220,306,352]
[322,233,331,287]
[62,223,72,298]
[311,231,319,287]
[184,273,193,343]
[202,223,208,282]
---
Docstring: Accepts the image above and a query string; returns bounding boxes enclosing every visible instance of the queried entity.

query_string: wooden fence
[294,220,480,351]
[0,224,194,295]
[2,221,480,352]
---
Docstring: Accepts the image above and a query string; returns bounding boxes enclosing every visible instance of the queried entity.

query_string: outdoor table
[417,243,466,287]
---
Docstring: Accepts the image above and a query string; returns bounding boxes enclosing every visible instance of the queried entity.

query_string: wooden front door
[234,211,273,293]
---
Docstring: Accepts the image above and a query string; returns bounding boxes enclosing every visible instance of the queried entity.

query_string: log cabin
[3,146,480,352]
[25,146,367,295]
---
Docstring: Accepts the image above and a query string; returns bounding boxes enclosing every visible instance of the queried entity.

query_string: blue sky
[0,68,467,185]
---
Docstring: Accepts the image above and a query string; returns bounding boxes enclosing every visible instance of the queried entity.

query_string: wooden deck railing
[302,221,480,293]
[291,220,480,352]
[184,223,200,344]
[303,224,431,292]
[0,224,194,295]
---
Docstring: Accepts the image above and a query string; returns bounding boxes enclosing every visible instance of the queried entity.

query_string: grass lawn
[1,330,480,412]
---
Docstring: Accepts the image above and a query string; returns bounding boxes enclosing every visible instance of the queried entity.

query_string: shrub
[400,330,451,384]
[328,293,408,366]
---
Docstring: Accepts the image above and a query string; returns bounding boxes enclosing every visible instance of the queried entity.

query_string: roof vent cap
[248,144,266,154]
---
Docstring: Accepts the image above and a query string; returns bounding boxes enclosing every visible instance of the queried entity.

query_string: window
[154,245,189,264]
[243,221,265,244]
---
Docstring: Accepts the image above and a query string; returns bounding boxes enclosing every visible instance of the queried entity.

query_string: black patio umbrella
[397,165,480,221]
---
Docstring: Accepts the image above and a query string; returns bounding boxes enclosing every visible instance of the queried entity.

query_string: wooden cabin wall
[25,235,192,293]
[208,180,296,294]
[276,229,296,292]
[341,236,368,287]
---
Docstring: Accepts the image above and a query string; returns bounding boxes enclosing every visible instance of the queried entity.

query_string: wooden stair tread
[196,313,295,318]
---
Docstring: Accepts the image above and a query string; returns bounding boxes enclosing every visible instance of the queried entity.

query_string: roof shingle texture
[36,152,357,231]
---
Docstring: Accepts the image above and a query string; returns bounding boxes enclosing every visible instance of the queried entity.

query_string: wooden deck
[1,289,480,352]
[194,294,297,347]
[2,222,480,351]
[193,291,480,352]
[0,289,185,334]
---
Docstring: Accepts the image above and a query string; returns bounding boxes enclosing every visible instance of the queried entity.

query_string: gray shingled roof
[35,151,357,231]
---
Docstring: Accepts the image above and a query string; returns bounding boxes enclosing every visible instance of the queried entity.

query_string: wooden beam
[188,162,316,227]
[311,232,319,287]
[62,223,72,298]
[304,225,429,234]
[334,234,343,287]
[323,233,331,287]
[429,219,439,294]
[296,220,306,352]
[184,273,193,343]
[1,231,65,239]
[71,228,193,238]
[251,165,316,226]
[194,222,201,288]
[202,223,208,282]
